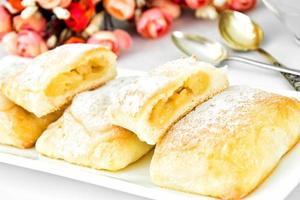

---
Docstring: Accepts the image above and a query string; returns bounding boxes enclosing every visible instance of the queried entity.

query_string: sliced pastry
[0,56,63,148]
[2,44,117,117]
[150,86,300,199]
[110,57,228,145]
[36,78,152,171]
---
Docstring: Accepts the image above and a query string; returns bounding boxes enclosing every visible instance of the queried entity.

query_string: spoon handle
[226,56,300,76]
[257,48,300,91]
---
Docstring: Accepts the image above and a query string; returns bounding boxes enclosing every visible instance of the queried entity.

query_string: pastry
[36,78,152,171]
[2,44,117,117]
[0,56,63,148]
[150,86,300,199]
[0,55,30,85]
[110,57,228,145]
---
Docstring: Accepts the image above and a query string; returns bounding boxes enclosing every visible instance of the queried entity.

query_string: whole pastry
[150,86,300,199]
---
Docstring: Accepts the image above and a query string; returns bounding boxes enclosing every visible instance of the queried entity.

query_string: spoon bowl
[171,31,227,65]
[219,10,264,51]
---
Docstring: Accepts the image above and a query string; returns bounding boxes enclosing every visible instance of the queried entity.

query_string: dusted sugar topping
[70,77,131,133]
[161,86,280,150]
[0,56,31,110]
[111,76,175,115]
[111,57,217,116]
[0,55,30,85]
[150,56,199,76]
[7,44,109,91]
[37,78,132,157]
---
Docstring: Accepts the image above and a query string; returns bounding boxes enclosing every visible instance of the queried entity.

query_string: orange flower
[64,36,86,44]
[7,0,24,13]
[136,8,172,39]
[65,0,95,32]
[103,0,135,20]
[185,0,211,9]
[151,0,181,19]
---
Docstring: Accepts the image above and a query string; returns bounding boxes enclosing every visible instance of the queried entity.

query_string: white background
[0,2,300,200]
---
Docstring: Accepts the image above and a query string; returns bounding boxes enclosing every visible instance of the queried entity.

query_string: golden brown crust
[0,105,63,148]
[150,86,300,199]
[0,55,64,148]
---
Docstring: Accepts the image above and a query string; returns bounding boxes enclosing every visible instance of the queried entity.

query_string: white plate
[0,68,300,200]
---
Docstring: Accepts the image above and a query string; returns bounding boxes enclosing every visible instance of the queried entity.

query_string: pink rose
[227,0,256,12]
[136,8,172,39]
[0,6,12,40]
[151,0,181,19]
[87,30,132,56]
[185,0,211,9]
[2,30,48,57]
[87,31,120,55]
[36,0,72,9]
[172,0,185,4]
[13,12,46,35]
[1,32,18,54]
[113,29,132,51]
[104,0,135,20]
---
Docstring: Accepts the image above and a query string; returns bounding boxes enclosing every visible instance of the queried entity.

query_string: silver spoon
[172,31,300,76]
[219,10,300,90]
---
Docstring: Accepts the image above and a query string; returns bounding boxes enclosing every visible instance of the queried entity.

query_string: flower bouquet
[0,0,256,57]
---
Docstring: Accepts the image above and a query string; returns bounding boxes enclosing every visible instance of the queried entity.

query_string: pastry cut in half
[110,57,229,145]
[0,56,63,148]
[150,86,300,199]
[36,78,152,171]
[2,44,117,117]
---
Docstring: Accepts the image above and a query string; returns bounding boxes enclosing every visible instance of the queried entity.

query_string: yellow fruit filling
[149,71,210,127]
[45,58,108,97]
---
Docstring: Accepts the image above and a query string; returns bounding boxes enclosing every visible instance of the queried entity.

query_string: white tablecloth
[0,3,300,200]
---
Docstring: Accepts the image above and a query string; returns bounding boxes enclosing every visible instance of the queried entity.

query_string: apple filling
[149,71,210,127]
[45,59,108,97]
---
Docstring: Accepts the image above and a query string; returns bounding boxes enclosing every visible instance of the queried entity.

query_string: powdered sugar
[111,57,219,116]
[38,77,135,157]
[70,77,132,133]
[164,86,275,150]
[0,55,30,85]
[112,76,174,115]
